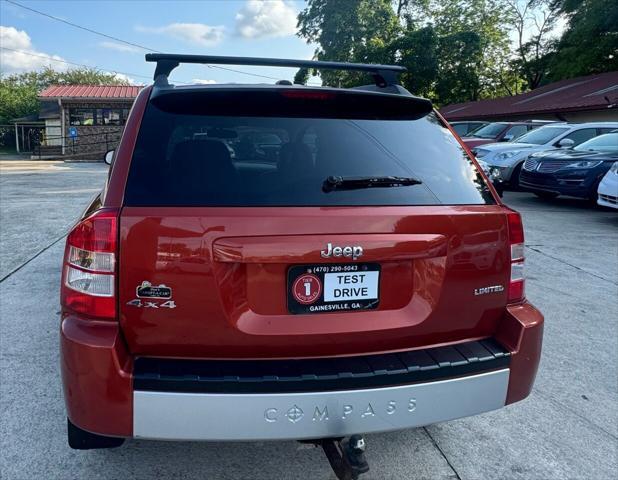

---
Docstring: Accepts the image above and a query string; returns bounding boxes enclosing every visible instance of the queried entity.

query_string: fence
[0,124,45,154]
[2,125,125,159]
[44,128,124,159]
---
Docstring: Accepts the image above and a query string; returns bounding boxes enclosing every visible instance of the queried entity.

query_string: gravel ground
[1,161,616,479]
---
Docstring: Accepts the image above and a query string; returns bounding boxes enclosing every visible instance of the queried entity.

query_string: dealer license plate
[287,263,380,314]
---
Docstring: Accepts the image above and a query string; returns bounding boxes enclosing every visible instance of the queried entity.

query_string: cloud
[192,78,217,85]
[0,26,66,73]
[98,41,141,53]
[106,72,141,85]
[235,0,297,39]
[136,23,224,46]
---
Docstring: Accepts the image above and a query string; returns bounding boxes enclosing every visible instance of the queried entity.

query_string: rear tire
[67,418,125,450]
[534,191,559,200]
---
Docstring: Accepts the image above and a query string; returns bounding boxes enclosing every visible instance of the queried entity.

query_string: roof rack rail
[145,53,407,88]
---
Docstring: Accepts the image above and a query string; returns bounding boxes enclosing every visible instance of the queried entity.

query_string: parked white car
[597,161,618,209]
[472,122,618,187]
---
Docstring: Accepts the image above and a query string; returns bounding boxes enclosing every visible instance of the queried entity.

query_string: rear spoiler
[145,53,407,89]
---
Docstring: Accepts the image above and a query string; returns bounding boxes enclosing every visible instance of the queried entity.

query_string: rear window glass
[124,101,494,207]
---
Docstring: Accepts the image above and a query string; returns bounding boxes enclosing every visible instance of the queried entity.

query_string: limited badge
[136,281,172,299]
[292,273,322,305]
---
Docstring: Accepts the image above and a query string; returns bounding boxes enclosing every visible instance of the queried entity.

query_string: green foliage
[297,0,400,86]
[293,68,311,85]
[0,79,39,125]
[505,1,562,90]
[0,67,129,124]
[392,26,438,98]
[297,0,514,105]
[548,0,618,80]
[297,0,617,105]
[435,31,483,105]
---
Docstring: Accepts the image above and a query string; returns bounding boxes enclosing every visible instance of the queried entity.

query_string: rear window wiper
[323,175,423,192]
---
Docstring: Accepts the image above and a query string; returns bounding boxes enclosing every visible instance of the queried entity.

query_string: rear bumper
[134,370,509,441]
[61,302,543,440]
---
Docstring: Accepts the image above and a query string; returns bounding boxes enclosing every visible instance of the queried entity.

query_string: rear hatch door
[119,87,507,358]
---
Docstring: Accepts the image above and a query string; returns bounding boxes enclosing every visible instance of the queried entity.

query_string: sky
[0,0,317,85]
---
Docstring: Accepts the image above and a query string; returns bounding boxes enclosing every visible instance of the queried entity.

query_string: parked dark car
[519,132,618,201]
[462,121,550,149]
[450,121,488,137]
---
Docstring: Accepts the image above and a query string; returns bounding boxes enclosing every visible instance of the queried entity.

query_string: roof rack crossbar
[145,53,406,88]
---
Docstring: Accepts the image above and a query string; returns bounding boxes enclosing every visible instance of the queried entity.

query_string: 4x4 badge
[136,281,172,299]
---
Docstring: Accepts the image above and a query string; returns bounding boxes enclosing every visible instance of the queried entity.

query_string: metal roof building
[440,71,618,123]
[30,85,143,158]
[39,85,142,100]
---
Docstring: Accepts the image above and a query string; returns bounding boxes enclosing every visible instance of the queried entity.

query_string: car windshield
[574,133,618,153]
[514,126,570,145]
[469,123,506,138]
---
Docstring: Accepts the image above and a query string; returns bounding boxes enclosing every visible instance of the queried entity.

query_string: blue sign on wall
[69,127,78,139]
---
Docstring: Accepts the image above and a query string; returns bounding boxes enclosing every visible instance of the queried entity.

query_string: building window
[69,107,128,126]
[100,108,128,125]
[69,108,96,126]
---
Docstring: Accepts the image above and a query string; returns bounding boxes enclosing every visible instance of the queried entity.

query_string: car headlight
[489,167,504,180]
[477,160,502,180]
[610,162,618,174]
[562,160,603,170]
[495,150,522,162]
[484,165,506,180]
[476,159,489,173]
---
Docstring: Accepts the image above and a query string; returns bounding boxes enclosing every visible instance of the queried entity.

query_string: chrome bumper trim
[133,369,509,441]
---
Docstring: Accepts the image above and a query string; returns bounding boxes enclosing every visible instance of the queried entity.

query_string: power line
[2,0,302,83]
[0,46,176,83]
[4,0,157,53]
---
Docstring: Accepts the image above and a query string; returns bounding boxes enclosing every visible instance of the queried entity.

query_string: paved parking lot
[1,161,616,479]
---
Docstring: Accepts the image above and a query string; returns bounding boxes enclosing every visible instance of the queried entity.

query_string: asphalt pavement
[1,161,616,479]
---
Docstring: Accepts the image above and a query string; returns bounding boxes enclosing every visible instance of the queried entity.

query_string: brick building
[37,85,142,158]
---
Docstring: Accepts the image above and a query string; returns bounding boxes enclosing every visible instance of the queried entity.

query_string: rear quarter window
[124,96,494,207]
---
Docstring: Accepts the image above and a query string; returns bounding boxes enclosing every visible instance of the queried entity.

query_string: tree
[506,0,562,89]
[296,0,617,105]
[548,0,618,80]
[434,31,483,104]
[297,0,400,86]
[391,26,438,98]
[0,67,129,124]
[297,0,513,104]
[293,68,311,85]
[401,0,513,100]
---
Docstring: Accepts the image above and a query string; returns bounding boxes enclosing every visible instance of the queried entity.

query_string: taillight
[506,208,525,303]
[61,208,118,319]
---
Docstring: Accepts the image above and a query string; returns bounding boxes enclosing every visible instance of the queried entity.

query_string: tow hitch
[306,435,370,480]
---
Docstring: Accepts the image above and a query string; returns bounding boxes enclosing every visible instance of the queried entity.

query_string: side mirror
[558,138,575,148]
[104,150,114,165]
[501,134,514,142]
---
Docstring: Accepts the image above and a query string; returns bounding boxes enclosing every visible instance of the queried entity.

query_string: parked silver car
[472,122,618,187]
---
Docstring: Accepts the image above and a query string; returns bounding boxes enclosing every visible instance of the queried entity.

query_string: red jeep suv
[60,55,543,466]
